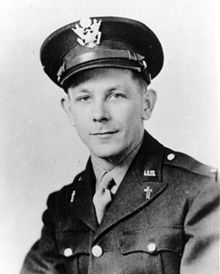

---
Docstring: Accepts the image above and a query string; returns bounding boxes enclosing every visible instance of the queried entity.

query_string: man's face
[63,69,149,159]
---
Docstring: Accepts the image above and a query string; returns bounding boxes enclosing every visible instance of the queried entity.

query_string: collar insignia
[70,190,76,203]
[72,17,102,48]
[144,186,153,200]
[144,169,156,177]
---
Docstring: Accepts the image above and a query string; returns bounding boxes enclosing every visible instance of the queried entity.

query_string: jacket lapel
[94,131,167,240]
[71,159,98,231]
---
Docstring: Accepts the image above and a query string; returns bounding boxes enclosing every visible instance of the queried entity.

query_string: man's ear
[61,98,76,127]
[142,88,157,120]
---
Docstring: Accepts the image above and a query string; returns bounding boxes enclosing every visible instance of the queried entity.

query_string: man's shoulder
[46,170,85,206]
[163,147,218,183]
[141,131,218,183]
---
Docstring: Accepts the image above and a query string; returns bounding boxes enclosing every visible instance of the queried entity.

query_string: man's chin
[90,146,124,160]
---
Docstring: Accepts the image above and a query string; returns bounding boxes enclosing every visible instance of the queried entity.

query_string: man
[21,16,219,274]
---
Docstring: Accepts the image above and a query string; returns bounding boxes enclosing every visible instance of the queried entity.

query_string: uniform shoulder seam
[163,147,218,180]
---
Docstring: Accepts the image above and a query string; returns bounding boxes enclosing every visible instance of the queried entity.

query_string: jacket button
[147,242,157,253]
[92,245,103,257]
[64,248,73,257]
[167,153,175,161]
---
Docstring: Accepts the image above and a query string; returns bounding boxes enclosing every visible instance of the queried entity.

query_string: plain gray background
[0,0,219,273]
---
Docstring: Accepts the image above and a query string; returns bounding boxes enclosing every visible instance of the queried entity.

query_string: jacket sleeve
[20,192,65,274]
[180,174,219,274]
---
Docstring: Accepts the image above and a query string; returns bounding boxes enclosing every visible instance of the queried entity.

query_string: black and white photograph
[0,1,219,273]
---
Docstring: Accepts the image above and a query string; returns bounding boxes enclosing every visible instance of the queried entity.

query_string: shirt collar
[92,134,144,190]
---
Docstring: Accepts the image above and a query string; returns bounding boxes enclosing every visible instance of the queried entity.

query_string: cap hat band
[57,48,148,85]
[61,60,151,88]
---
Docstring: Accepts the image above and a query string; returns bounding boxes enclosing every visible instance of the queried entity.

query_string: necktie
[93,176,116,224]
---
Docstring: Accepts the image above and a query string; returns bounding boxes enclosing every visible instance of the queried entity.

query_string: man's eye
[76,96,91,102]
[109,93,126,100]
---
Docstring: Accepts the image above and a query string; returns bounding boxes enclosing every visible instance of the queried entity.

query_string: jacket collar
[94,131,167,241]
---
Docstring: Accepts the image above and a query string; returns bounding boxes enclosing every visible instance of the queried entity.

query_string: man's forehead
[67,68,134,89]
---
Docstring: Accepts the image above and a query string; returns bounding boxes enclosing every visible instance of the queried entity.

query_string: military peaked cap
[40,16,164,89]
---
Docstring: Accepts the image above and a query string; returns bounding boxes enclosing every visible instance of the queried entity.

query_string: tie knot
[93,176,116,224]
[105,179,116,191]
[97,172,116,192]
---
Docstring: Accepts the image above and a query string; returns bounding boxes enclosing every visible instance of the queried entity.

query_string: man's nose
[92,100,109,122]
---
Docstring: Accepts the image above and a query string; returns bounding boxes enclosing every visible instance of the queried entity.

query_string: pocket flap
[56,231,90,257]
[120,227,183,255]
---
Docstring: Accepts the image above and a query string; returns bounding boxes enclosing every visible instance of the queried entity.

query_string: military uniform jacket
[21,131,219,274]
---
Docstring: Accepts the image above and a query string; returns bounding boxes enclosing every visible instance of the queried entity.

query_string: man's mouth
[91,130,119,136]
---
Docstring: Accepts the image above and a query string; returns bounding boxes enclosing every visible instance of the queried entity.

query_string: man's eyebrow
[106,85,126,92]
[70,85,127,95]
[68,88,90,99]
[73,88,91,93]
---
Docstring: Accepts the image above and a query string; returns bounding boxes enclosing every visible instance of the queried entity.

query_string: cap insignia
[72,18,102,48]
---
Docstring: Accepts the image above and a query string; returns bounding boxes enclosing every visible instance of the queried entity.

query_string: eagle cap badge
[72,17,102,48]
